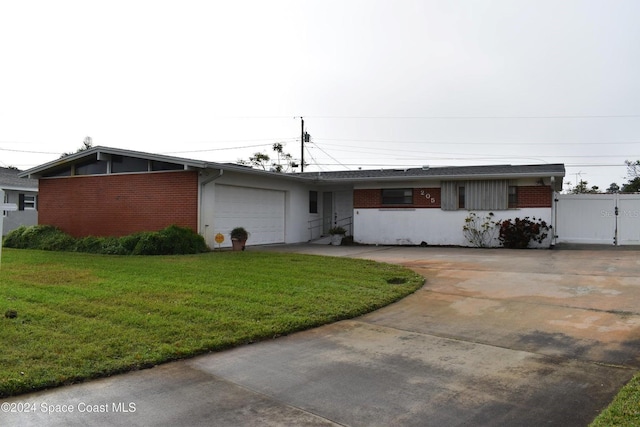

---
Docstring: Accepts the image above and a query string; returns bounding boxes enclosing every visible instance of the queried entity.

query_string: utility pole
[301,117,305,172]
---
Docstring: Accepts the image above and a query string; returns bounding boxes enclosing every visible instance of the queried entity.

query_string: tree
[606,183,621,193]
[239,143,299,173]
[622,177,640,193]
[569,180,600,194]
[621,160,640,193]
[626,160,640,178]
[61,136,93,158]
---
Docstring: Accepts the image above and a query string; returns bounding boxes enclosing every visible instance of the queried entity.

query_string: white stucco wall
[1,189,38,236]
[199,170,318,248]
[353,208,553,247]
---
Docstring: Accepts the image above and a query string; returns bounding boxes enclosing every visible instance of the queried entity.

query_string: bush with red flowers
[498,217,551,249]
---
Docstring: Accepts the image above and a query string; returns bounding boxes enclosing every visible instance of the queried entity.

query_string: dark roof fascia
[18,146,212,178]
[18,146,565,186]
[17,146,312,182]
[298,165,566,184]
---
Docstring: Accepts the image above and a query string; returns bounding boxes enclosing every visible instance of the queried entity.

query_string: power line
[0,147,61,155]
[161,144,271,154]
[304,114,640,120]
[311,142,637,160]
[316,138,640,146]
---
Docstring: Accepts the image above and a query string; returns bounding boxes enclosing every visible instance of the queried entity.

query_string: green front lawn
[591,374,640,426]
[0,248,423,397]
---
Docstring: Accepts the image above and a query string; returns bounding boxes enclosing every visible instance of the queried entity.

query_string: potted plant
[230,227,249,251]
[328,226,347,246]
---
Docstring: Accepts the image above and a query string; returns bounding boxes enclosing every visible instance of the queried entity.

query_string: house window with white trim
[19,194,37,211]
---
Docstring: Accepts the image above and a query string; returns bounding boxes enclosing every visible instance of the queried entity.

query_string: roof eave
[308,171,565,184]
[18,146,216,178]
[17,145,311,182]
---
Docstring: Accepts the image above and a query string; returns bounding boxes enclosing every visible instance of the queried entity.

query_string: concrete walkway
[2,245,639,426]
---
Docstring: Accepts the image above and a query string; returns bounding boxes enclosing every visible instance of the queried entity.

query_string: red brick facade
[38,171,199,237]
[354,185,552,209]
[516,186,552,208]
[354,188,441,208]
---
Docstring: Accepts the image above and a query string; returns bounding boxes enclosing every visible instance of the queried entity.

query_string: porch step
[310,236,332,245]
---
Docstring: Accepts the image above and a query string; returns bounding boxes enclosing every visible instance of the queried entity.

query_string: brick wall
[354,188,441,208]
[517,186,552,208]
[38,171,199,237]
[355,185,552,209]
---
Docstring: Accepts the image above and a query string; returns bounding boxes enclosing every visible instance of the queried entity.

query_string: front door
[322,191,353,235]
[322,192,333,234]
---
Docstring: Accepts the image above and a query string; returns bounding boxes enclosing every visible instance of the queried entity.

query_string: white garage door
[214,185,285,246]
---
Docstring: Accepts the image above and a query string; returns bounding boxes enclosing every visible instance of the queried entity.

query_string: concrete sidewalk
[2,245,639,426]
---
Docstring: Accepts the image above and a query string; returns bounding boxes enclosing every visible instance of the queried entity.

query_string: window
[309,191,318,213]
[2,192,7,217]
[19,194,37,211]
[112,155,149,173]
[75,158,108,175]
[441,180,509,210]
[382,188,413,205]
[151,160,183,171]
[508,186,518,208]
[42,167,71,178]
[458,186,465,209]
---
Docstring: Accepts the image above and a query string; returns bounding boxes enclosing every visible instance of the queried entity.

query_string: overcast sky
[1,0,639,190]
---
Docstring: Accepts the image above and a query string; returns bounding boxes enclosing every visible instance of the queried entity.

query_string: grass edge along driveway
[0,248,423,397]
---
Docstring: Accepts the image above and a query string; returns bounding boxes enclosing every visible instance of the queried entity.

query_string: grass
[0,248,423,397]
[590,373,640,426]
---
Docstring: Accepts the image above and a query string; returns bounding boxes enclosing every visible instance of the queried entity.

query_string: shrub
[3,224,208,256]
[119,233,145,253]
[462,212,499,248]
[328,226,347,235]
[132,232,168,255]
[2,225,28,248]
[100,237,129,255]
[230,227,249,240]
[3,225,74,251]
[498,217,551,249]
[75,236,104,253]
[159,225,208,254]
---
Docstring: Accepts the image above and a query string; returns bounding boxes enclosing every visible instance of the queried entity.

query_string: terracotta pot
[231,238,247,251]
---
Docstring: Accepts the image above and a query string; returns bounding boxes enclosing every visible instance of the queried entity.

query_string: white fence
[555,194,640,245]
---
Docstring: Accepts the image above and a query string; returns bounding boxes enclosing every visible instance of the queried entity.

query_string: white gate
[555,194,640,245]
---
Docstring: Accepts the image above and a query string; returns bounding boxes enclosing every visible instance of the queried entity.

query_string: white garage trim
[213,185,285,246]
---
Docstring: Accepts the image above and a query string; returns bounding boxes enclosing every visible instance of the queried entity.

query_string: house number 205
[420,190,436,204]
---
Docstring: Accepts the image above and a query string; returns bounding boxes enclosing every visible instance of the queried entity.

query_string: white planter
[330,234,344,246]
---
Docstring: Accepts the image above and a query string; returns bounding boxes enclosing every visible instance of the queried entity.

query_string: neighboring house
[19,146,565,248]
[1,167,39,236]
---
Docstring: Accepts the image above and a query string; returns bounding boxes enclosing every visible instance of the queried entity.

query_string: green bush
[119,233,145,253]
[3,225,74,251]
[75,236,104,253]
[132,232,167,255]
[158,224,208,254]
[3,225,208,256]
[2,225,28,248]
[100,237,129,255]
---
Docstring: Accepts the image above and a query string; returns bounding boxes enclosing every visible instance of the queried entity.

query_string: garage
[214,185,286,246]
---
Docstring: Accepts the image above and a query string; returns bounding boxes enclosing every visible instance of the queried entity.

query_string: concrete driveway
[2,245,640,426]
